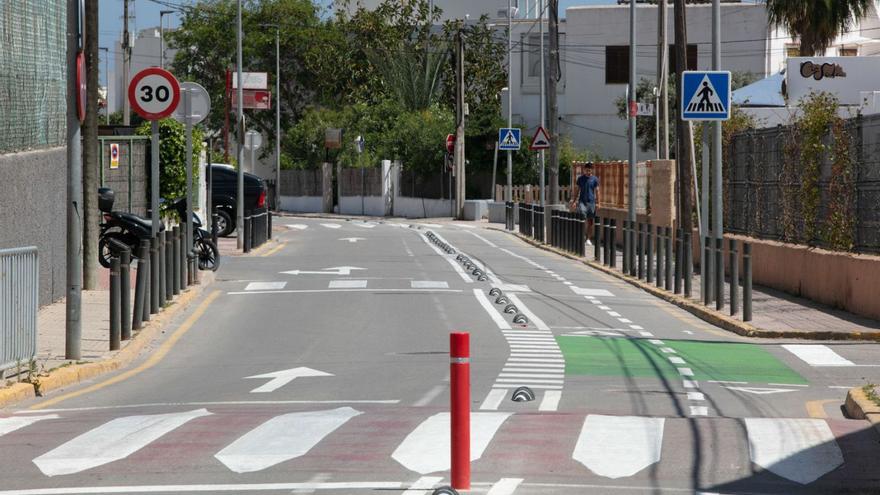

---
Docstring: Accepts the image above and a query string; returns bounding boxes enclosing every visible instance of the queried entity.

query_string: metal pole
[65,0,82,360]
[715,237,724,311]
[627,0,637,232]
[646,224,653,283]
[656,226,664,288]
[712,0,723,251]
[743,242,752,322]
[701,124,709,254]
[120,247,131,341]
[730,239,739,316]
[492,142,498,200]
[159,13,164,69]
[664,227,673,290]
[684,231,692,297]
[172,226,180,296]
[704,236,712,305]
[658,0,669,159]
[275,27,281,212]
[539,2,546,207]
[506,0,513,202]
[122,0,130,125]
[236,0,245,250]
[142,246,151,322]
[110,255,121,351]
[133,239,148,331]
[184,87,194,288]
[150,235,159,314]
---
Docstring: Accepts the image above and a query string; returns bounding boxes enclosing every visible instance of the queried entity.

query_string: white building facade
[108,27,178,115]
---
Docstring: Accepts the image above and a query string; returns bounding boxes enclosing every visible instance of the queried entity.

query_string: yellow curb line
[0,272,215,410]
[488,226,880,342]
[261,242,286,257]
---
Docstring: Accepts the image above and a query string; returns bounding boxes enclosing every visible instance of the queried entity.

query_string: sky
[97,0,614,85]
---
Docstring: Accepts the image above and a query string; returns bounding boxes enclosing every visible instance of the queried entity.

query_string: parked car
[209,164,267,237]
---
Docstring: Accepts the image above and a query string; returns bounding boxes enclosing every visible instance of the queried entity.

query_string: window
[527,33,548,78]
[520,32,565,93]
[607,44,697,85]
[840,46,858,57]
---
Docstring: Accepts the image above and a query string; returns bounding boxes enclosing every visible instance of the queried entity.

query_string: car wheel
[216,210,234,237]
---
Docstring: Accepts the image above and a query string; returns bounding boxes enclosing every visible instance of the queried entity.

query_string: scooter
[167,197,220,272]
[98,187,161,269]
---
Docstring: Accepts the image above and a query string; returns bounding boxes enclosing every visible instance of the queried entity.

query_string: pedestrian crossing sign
[499,127,521,151]
[681,71,731,121]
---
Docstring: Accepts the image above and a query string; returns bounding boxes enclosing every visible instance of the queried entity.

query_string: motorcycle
[167,197,220,272]
[98,187,160,269]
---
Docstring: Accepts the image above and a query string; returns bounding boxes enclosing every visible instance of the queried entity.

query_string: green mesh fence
[0,1,67,153]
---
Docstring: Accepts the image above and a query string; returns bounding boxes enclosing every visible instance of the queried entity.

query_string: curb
[0,271,215,409]
[489,226,880,342]
[845,387,880,435]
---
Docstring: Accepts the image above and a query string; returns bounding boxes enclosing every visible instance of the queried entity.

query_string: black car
[209,164,267,237]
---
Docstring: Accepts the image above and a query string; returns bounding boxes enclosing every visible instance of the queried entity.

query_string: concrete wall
[393,197,455,219]
[280,196,323,213]
[0,147,67,306]
[340,196,385,216]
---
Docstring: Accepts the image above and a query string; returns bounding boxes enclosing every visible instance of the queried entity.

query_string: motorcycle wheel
[98,233,131,269]
[195,238,220,271]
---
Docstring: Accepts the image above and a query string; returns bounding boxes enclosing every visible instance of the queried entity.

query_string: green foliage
[766,0,873,56]
[136,119,204,201]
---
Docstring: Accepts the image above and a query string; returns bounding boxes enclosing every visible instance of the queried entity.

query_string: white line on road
[480,389,508,411]
[286,224,308,230]
[20,400,399,414]
[782,344,855,367]
[648,339,665,345]
[245,281,287,291]
[228,289,462,295]
[745,418,843,485]
[328,280,367,289]
[687,392,706,401]
[607,311,621,317]
[413,385,446,407]
[639,332,654,337]
[506,294,550,330]
[411,281,449,289]
[0,415,58,437]
[508,358,565,364]
[487,478,525,495]
[669,357,686,365]
[660,347,676,354]
[473,289,512,329]
[689,406,709,416]
[320,223,341,229]
[683,380,699,388]
[677,368,695,377]
[539,390,562,411]
[0,482,409,494]
[571,287,615,297]
[291,472,332,495]
[573,415,664,479]
[419,232,472,283]
[466,231,498,248]
[33,409,212,477]
[496,378,564,384]
[215,407,361,473]
[392,412,511,474]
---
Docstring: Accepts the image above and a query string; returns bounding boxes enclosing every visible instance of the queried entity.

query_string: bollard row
[487,287,529,327]
[549,210,586,257]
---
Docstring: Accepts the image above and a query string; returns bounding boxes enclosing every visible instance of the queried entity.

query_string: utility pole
[454,30,466,219]
[539,0,545,206]
[66,0,82,360]
[657,0,669,159]
[506,0,513,202]
[673,0,694,231]
[159,10,174,69]
[82,0,99,291]
[274,26,281,212]
[627,0,637,228]
[712,0,723,242]
[122,0,130,125]
[548,0,559,205]
[236,0,245,250]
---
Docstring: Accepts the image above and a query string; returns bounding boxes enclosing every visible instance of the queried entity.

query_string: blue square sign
[681,71,731,121]
[498,128,521,151]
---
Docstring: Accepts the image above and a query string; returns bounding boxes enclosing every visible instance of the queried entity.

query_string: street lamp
[159,10,174,69]
[506,3,518,202]
[236,0,244,250]
[260,23,282,212]
[99,46,109,125]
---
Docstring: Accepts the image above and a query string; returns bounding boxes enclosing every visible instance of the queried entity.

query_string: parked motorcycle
[98,187,160,269]
[167,197,220,272]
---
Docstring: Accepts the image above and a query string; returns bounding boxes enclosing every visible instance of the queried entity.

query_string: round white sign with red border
[128,67,181,120]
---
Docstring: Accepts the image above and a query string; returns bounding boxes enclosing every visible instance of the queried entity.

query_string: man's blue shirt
[577,174,599,204]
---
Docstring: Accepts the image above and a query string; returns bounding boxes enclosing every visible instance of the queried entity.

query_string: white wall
[339,196,385,216]
[110,27,178,115]
[393,197,455,218]
[280,196,323,213]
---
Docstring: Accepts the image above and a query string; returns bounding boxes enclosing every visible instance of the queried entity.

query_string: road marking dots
[506,294,550,330]
[473,289,512,330]
[573,415,664,479]
[0,415,58,437]
[328,280,367,289]
[245,281,287,291]
[215,407,361,473]
[33,409,211,476]
[745,418,843,484]
[683,380,699,388]
[411,281,449,289]
[391,412,511,474]
[419,232,472,283]
[687,392,705,401]
[782,344,855,367]
[677,368,695,377]
[669,357,686,365]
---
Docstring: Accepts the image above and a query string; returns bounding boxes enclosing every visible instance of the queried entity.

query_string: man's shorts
[578,201,597,219]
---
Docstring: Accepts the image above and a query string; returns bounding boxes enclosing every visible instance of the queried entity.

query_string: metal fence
[1,247,39,375]
[727,113,880,254]
[0,2,66,153]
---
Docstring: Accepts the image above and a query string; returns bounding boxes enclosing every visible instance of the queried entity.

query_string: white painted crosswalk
[783,344,855,367]
[0,409,862,486]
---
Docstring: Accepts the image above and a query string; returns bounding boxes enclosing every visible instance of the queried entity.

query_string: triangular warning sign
[686,75,726,113]
[529,126,551,150]
[501,130,519,147]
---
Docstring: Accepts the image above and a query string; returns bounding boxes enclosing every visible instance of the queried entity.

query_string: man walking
[570,162,599,246]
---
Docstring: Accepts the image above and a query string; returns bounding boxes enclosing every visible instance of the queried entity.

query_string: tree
[136,120,204,202]
[766,0,873,56]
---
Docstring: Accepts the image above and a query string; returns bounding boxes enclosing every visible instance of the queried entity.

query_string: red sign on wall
[231,89,272,110]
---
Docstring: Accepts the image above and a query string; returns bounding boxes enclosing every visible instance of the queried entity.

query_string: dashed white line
[689,406,709,416]
[677,368,695,377]
[479,389,508,411]
[538,391,562,412]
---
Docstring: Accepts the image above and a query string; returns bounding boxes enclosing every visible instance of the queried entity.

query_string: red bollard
[450,332,470,490]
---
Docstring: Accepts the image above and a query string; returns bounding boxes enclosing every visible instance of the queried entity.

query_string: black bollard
[211,213,219,246]
[180,226,188,289]
[158,231,167,307]
[730,239,739,316]
[110,255,121,351]
[133,240,148,331]
[637,223,645,279]
[743,243,753,322]
[150,235,159,314]
[664,227,673,291]
[172,226,180,296]
[594,218,601,262]
[716,237,724,311]
[684,232,692,298]
[164,230,173,303]
[656,226,664,289]
[578,213,586,257]
[610,219,617,269]
[622,220,629,274]
[674,229,682,294]
[143,241,152,322]
[268,211,273,240]
[244,216,252,253]
[704,237,713,305]
[120,247,131,341]
[646,224,653,283]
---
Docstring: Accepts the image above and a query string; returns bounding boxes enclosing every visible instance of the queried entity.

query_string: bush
[136,119,204,201]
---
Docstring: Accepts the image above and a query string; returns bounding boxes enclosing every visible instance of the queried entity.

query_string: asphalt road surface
[3,217,880,494]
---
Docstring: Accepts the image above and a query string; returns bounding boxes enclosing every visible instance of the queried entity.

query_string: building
[108,27,178,115]
[337,0,546,21]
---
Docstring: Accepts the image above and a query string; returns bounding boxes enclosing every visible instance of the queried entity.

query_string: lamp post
[506,3,518,202]
[159,10,174,69]
[260,23,281,212]
[99,46,109,125]
[236,0,244,250]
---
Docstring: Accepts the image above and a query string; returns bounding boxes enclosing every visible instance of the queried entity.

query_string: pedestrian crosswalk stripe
[782,344,855,367]
[392,412,511,474]
[329,280,367,289]
[480,388,508,411]
[245,281,286,291]
[0,415,58,437]
[573,415,665,479]
[411,281,449,289]
[689,406,709,416]
[539,390,562,412]
[33,409,211,477]
[745,418,843,485]
[215,407,361,473]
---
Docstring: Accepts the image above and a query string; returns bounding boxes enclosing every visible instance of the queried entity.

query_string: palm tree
[766,0,875,56]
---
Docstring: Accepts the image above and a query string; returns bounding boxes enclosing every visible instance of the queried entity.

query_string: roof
[732,72,786,108]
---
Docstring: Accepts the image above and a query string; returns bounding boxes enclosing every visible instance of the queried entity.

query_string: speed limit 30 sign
[128,67,181,120]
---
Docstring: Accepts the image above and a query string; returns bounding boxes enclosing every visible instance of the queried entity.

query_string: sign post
[354,135,365,215]
[128,67,181,236]
[244,130,262,174]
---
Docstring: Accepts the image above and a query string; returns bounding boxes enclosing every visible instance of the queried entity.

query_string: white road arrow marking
[573,415,665,479]
[215,407,361,473]
[745,418,843,484]
[339,237,365,243]
[0,415,58,437]
[392,412,511,474]
[33,409,211,476]
[280,266,365,276]
[353,222,377,229]
[245,367,333,393]
[320,223,341,229]
[286,224,308,230]
[723,386,798,395]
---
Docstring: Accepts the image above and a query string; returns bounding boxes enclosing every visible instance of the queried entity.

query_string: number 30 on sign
[128,67,181,121]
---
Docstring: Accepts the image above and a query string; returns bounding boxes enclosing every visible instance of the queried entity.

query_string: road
[2,217,880,494]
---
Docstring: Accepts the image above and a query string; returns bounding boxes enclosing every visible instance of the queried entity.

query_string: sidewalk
[494,225,880,340]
